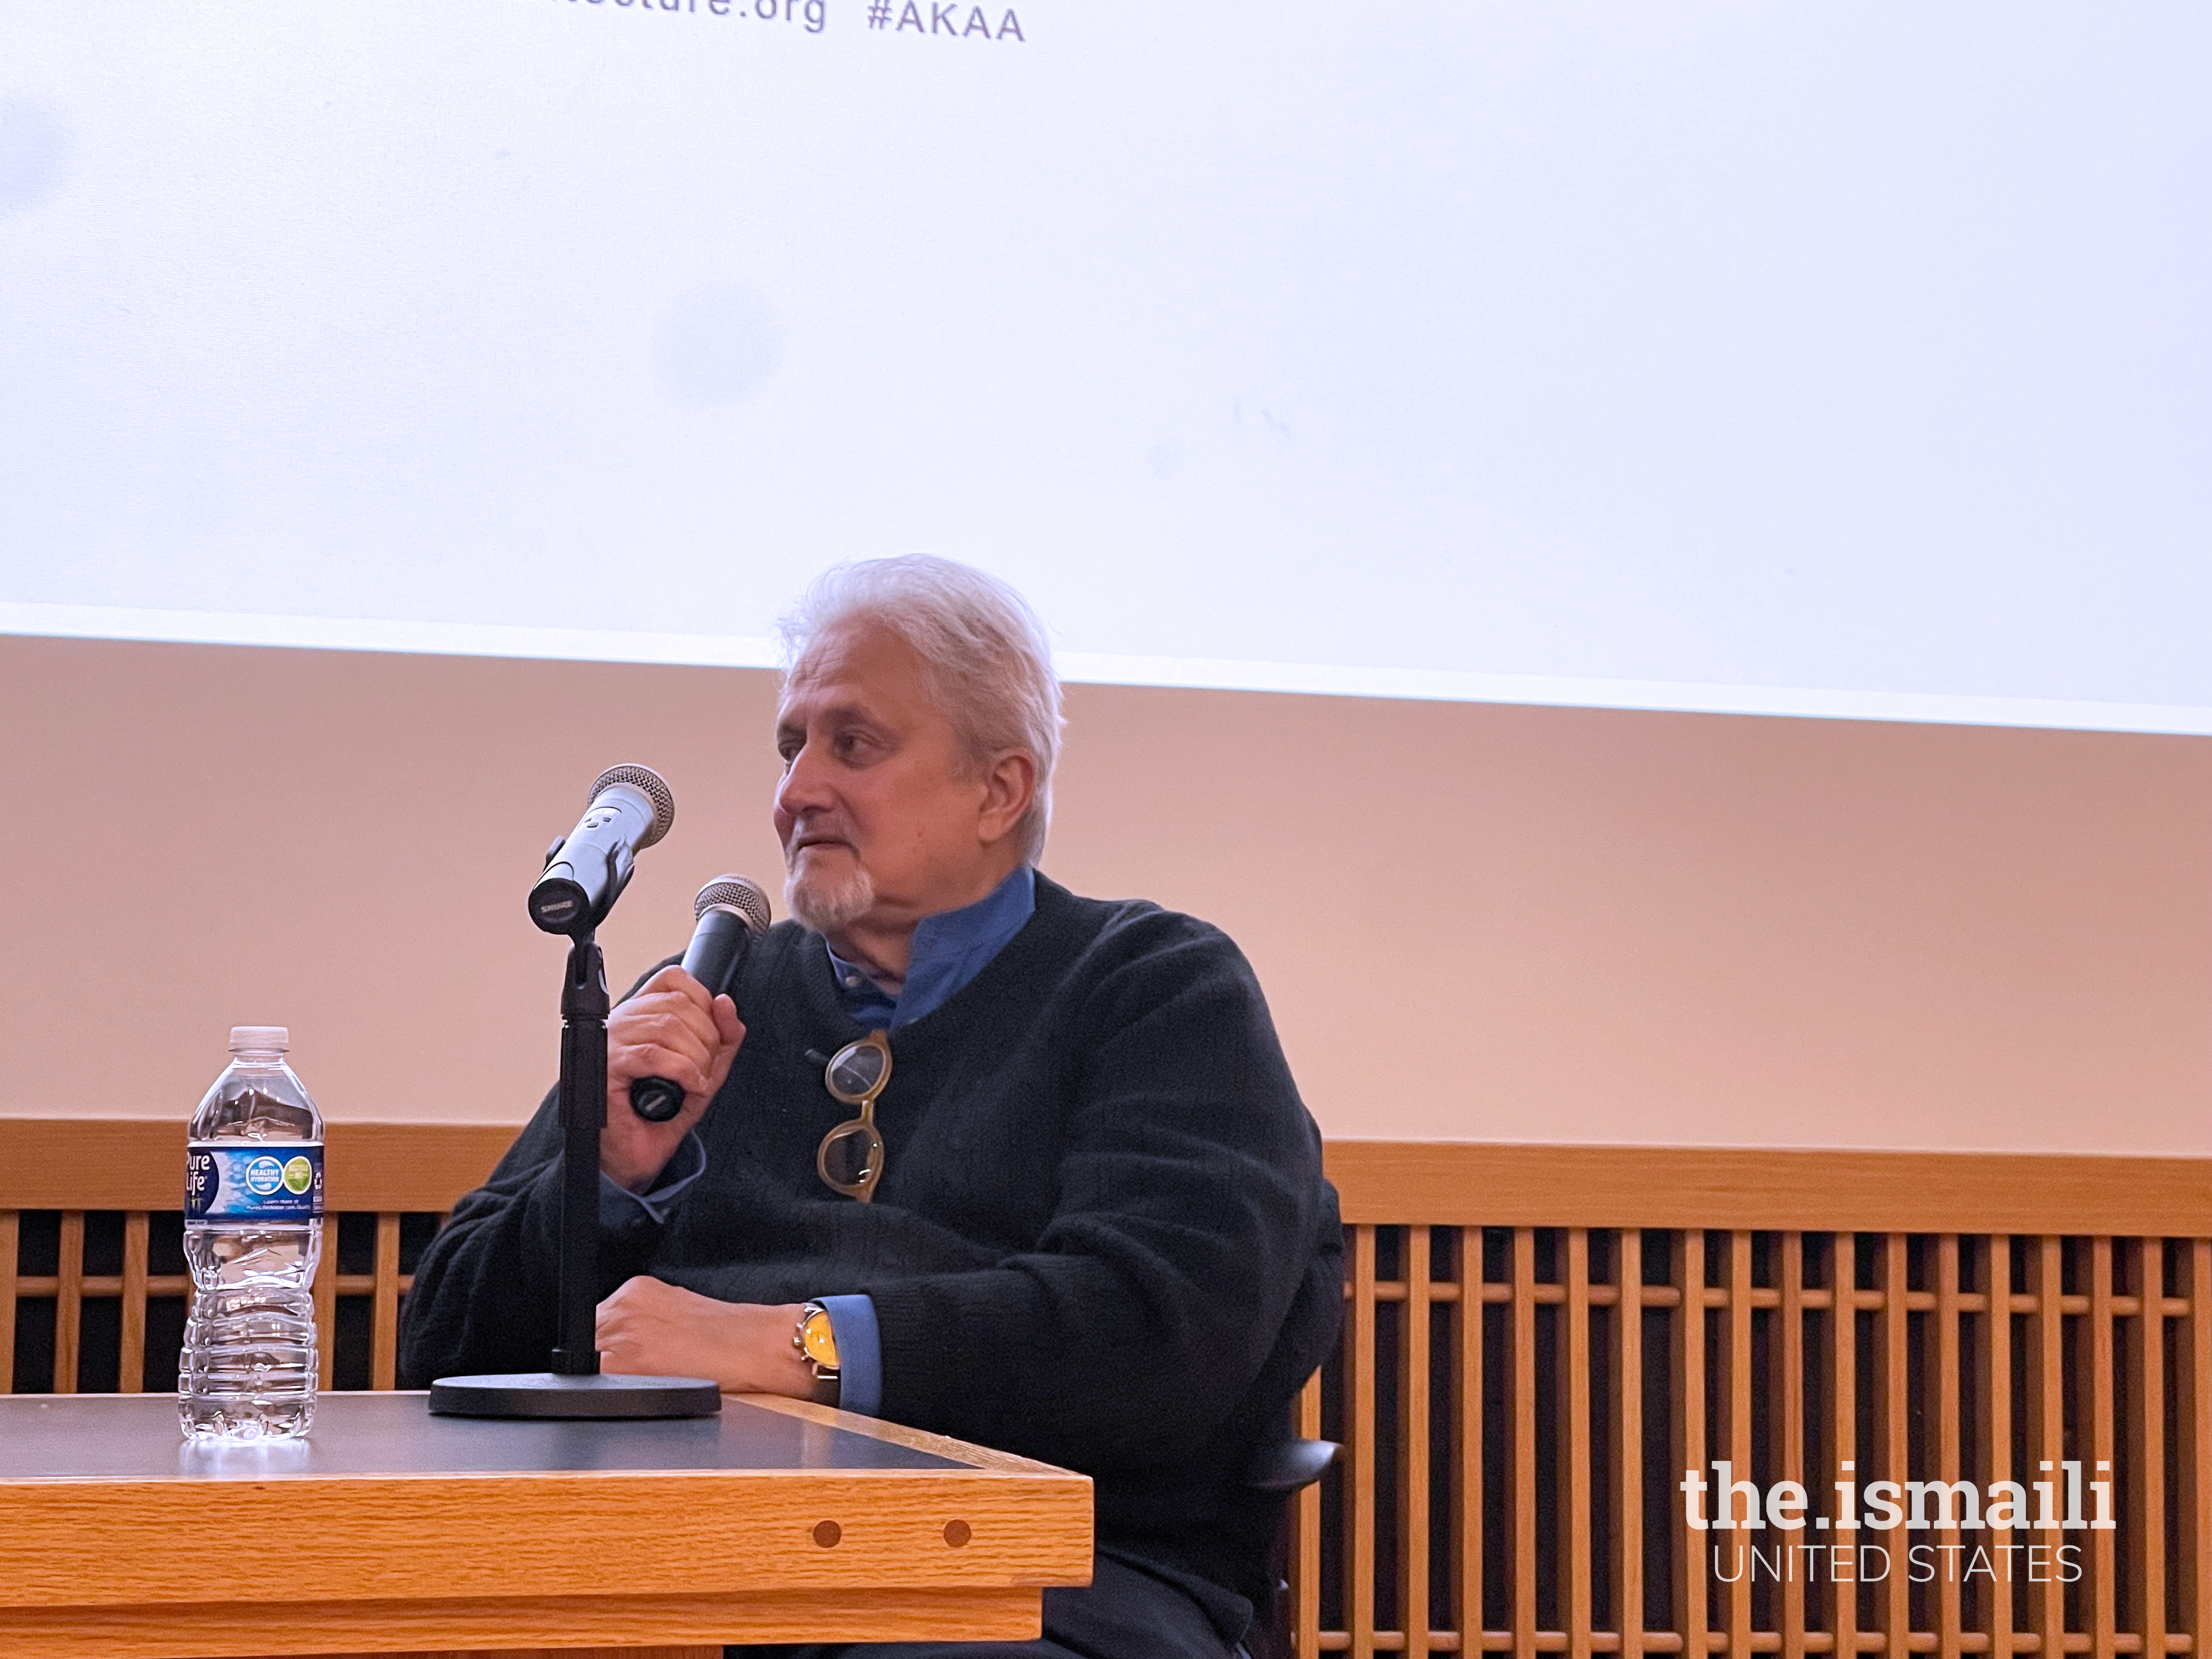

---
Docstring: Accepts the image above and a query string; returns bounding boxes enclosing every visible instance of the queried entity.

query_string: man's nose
[775,740,834,818]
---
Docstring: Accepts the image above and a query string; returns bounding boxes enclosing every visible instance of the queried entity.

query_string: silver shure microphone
[629,874,774,1122]
[527,764,677,935]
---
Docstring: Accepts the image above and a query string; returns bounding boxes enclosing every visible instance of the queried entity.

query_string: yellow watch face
[800,1307,840,1371]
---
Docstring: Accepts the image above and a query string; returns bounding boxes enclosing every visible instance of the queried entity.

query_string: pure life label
[186,1144,324,1221]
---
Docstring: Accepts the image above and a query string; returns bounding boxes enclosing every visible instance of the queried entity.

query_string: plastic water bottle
[180,1026,325,1441]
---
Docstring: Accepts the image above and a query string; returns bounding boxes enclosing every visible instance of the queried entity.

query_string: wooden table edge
[0,1393,1097,1617]
[1,1391,1091,1484]
[730,1392,1082,1476]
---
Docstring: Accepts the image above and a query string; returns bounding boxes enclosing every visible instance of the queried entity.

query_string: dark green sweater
[400,874,1343,1606]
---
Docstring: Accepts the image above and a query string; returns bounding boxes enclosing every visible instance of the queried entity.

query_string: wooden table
[0,1392,1093,1659]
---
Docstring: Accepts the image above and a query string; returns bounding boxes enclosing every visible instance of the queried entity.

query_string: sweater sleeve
[865,914,1334,1473]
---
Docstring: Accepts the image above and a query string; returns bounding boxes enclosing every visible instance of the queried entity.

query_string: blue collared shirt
[823,863,1036,1032]
[599,864,1038,1416]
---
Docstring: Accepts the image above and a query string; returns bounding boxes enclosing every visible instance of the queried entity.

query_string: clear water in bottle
[180,1025,325,1441]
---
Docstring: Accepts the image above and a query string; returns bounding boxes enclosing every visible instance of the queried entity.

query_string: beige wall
[4,633,2207,1150]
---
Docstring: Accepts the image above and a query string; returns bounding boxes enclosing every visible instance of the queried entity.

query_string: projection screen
[3,2,2206,732]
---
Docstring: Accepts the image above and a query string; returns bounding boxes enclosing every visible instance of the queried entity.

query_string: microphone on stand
[527,764,676,936]
[629,874,774,1122]
[428,765,726,1420]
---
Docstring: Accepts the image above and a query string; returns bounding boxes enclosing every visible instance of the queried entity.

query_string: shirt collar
[823,864,1037,1031]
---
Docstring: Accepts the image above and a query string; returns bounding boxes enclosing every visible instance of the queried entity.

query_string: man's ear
[976,750,1038,847]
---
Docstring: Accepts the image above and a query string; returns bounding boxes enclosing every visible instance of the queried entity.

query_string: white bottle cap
[229,1025,290,1054]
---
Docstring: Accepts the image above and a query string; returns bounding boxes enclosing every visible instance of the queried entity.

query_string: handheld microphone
[527,764,676,936]
[629,874,774,1122]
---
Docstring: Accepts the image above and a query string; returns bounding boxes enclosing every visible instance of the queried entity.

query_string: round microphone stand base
[427,1372,723,1419]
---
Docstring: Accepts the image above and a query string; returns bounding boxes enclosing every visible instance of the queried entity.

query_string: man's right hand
[601,964,744,1193]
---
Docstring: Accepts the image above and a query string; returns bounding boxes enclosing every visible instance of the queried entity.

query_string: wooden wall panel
[1324,1143,2212,1237]
[1321,1143,2210,1659]
[0,1122,482,1395]
[0,1120,512,1211]
[5,1125,2209,1659]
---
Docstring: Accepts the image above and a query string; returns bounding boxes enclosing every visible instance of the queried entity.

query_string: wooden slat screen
[0,1205,451,1395]
[3,1124,2206,1659]
[1310,1143,2212,1659]
[0,1120,511,1396]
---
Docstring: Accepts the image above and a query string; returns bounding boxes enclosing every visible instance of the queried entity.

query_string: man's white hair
[778,555,1065,864]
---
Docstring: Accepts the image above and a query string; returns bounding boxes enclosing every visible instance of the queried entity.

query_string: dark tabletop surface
[0,1392,964,1481]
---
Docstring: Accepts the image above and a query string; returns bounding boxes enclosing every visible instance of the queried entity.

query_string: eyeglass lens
[827,1040,888,1101]
[818,1122,883,1192]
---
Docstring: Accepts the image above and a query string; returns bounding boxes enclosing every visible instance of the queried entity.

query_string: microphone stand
[427,927,720,1419]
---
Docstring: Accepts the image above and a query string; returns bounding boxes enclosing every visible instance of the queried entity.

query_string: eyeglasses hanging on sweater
[815,1031,890,1203]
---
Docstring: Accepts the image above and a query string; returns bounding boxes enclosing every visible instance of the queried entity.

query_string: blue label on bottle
[185,1144,324,1221]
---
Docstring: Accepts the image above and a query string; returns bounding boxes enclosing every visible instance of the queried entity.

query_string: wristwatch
[793,1300,842,1407]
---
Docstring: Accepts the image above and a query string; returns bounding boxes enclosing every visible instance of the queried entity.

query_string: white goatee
[786,857,876,935]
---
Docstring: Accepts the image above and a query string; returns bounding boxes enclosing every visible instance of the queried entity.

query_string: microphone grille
[590,764,676,848]
[694,873,772,934]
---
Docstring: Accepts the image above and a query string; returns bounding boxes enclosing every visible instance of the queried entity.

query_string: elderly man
[400,555,1342,1659]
